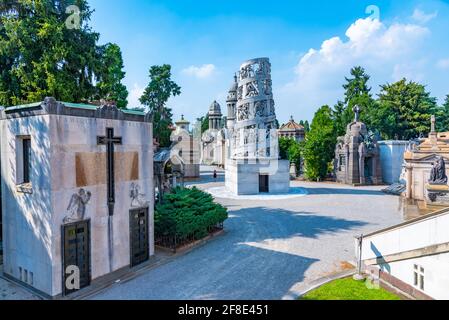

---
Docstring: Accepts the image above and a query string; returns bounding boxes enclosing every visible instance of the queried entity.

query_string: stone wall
[378,141,408,184]
[0,114,53,295]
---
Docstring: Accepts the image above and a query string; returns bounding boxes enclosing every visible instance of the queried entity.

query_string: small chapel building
[0,98,154,298]
[334,106,382,185]
[278,116,305,142]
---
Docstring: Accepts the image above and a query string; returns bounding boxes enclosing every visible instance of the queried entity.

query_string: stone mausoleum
[404,116,449,206]
[0,98,154,297]
[225,58,290,195]
[334,106,382,185]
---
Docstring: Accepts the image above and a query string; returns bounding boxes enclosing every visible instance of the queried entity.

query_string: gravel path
[91,167,404,300]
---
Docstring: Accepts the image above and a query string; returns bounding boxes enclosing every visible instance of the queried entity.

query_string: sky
[88,0,449,124]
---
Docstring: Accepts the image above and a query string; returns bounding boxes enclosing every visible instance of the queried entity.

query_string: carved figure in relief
[246,81,259,97]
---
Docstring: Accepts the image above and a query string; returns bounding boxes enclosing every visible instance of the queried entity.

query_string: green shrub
[155,187,228,241]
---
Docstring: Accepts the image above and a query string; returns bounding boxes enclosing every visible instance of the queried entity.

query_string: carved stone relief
[237,86,243,100]
[130,182,148,207]
[263,79,272,95]
[63,189,92,224]
[245,81,259,98]
[237,103,250,121]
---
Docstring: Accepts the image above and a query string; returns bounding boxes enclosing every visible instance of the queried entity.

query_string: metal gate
[130,208,149,267]
[62,220,90,295]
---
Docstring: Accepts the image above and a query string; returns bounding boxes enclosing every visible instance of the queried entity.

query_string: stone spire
[226,74,238,128]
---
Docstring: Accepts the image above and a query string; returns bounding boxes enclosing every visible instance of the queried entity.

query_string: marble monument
[225,58,290,195]
[0,98,154,297]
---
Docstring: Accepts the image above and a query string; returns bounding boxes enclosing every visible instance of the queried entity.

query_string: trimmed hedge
[155,187,228,241]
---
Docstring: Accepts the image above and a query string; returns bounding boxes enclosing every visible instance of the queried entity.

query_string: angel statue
[429,156,448,185]
[63,189,92,224]
[130,182,147,207]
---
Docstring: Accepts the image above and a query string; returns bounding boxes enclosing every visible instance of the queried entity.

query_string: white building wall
[0,115,54,294]
[379,253,449,300]
[48,115,154,296]
[360,210,449,299]
[378,141,408,184]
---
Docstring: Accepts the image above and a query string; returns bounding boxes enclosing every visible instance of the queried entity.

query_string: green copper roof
[123,109,146,116]
[62,101,98,110]
[6,102,42,111]
[6,100,146,116]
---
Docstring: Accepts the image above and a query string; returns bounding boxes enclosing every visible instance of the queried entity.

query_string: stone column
[406,164,413,199]
[359,155,365,184]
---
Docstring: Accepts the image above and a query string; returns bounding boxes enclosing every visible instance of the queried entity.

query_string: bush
[155,187,228,241]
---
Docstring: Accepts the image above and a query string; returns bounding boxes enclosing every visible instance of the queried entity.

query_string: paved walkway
[92,167,404,300]
[0,276,40,300]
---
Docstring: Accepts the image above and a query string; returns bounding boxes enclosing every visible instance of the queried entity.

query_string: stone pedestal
[425,183,449,206]
[289,163,297,180]
[225,159,290,195]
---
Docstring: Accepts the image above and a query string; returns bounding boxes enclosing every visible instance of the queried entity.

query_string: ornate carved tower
[225,58,290,195]
[231,57,278,160]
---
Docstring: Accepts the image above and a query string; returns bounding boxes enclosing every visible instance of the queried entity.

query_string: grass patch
[300,277,401,300]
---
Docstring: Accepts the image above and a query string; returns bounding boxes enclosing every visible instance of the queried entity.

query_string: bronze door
[62,220,90,295]
[130,208,149,267]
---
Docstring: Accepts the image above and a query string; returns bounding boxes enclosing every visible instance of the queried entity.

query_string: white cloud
[412,9,438,24]
[437,58,449,69]
[128,83,145,108]
[279,17,430,120]
[181,64,216,79]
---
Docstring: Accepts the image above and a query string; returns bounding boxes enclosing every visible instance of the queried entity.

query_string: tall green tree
[279,137,303,173]
[139,64,181,147]
[303,105,336,181]
[299,120,310,133]
[95,43,128,108]
[435,94,449,132]
[333,66,375,136]
[374,79,437,139]
[197,113,209,133]
[0,0,102,106]
[303,120,310,133]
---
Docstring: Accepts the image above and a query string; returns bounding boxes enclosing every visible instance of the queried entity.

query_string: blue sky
[89,0,449,123]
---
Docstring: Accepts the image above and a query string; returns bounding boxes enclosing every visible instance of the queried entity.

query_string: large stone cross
[97,127,122,216]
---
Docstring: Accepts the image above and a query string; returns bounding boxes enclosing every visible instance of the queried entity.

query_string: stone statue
[130,182,147,207]
[353,105,361,122]
[429,156,448,185]
[63,189,92,223]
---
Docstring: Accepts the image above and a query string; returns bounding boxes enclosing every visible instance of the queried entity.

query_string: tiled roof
[279,117,304,131]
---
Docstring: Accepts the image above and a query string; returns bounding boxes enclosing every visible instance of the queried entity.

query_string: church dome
[209,100,222,115]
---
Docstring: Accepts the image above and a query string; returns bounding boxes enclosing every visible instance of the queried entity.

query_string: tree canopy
[95,43,128,109]
[303,105,336,181]
[279,137,303,174]
[333,66,375,136]
[139,64,181,147]
[373,79,437,140]
[0,0,128,107]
